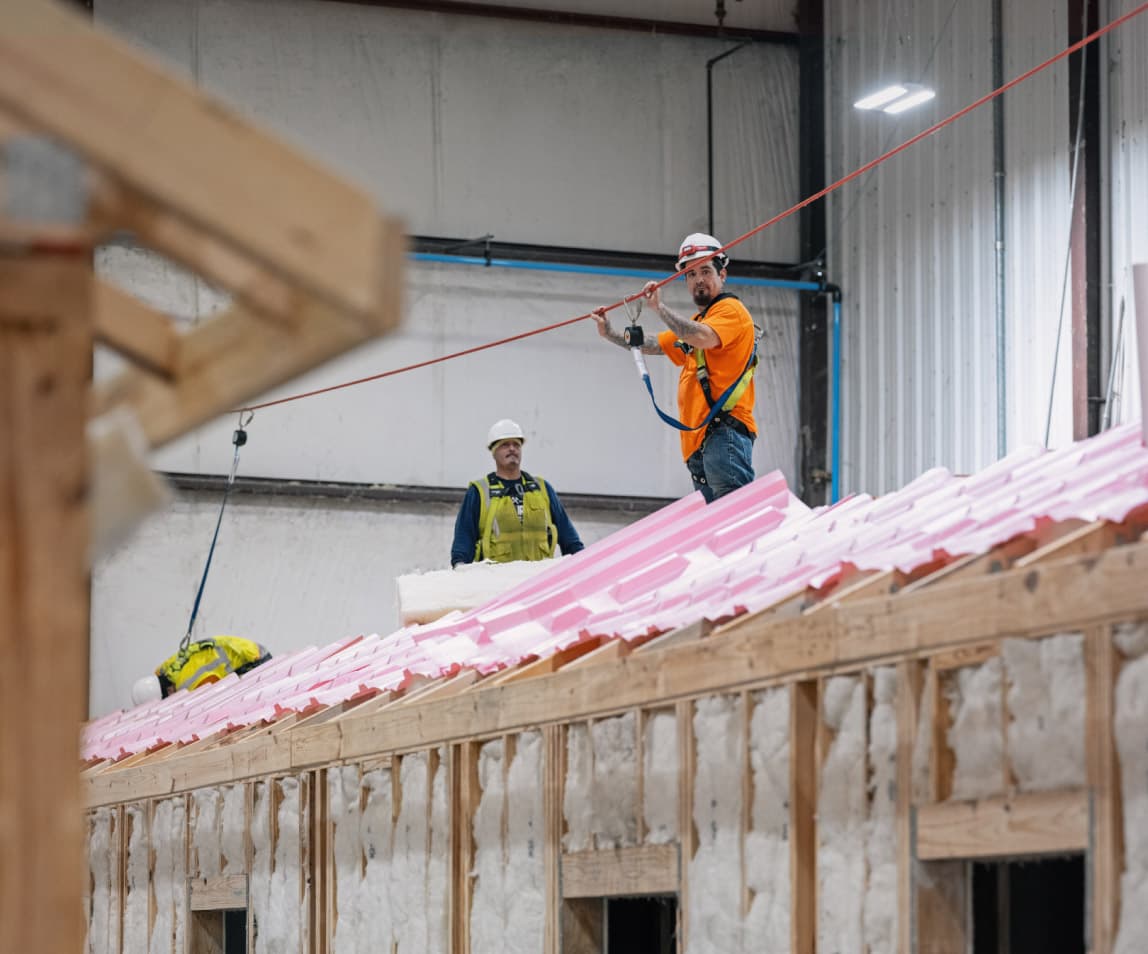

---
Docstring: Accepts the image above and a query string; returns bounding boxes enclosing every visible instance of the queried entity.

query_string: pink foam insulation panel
[82,422,1148,762]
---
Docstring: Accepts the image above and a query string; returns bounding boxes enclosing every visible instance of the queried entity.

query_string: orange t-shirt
[657,295,757,461]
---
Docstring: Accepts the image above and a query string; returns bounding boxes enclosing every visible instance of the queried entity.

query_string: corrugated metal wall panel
[826,0,1086,495]
[826,0,997,493]
[713,44,801,264]
[1108,0,1148,426]
[1002,1,1072,450]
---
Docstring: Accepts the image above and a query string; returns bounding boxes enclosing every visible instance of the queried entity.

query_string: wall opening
[607,895,676,953]
[190,908,247,954]
[561,895,677,954]
[972,856,1084,954]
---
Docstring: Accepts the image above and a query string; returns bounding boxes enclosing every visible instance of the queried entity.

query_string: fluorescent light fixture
[883,86,936,114]
[853,84,908,111]
[853,82,936,114]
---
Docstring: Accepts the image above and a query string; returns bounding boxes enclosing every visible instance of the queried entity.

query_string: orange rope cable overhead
[235,0,1148,415]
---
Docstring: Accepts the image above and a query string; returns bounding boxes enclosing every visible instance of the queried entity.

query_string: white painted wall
[94,0,800,261]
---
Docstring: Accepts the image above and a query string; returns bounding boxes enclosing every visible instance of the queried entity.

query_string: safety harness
[627,292,758,434]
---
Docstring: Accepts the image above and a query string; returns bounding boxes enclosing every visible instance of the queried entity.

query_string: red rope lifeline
[236,0,1148,415]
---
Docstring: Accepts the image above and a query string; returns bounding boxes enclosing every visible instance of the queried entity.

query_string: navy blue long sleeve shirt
[450,477,584,566]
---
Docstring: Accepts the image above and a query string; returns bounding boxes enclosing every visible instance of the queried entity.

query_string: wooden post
[896,661,924,954]
[543,725,563,954]
[790,680,818,954]
[451,742,480,954]
[0,250,92,953]
[676,699,696,954]
[1086,625,1121,954]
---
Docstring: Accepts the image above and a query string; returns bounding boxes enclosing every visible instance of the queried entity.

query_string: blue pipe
[410,252,822,291]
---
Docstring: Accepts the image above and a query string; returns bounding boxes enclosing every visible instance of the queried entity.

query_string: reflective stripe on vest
[472,473,556,563]
[158,636,268,693]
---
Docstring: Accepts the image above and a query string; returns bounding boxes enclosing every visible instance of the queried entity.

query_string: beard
[692,287,713,308]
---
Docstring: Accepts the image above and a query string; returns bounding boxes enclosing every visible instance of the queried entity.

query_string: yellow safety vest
[156,636,270,695]
[472,473,556,563]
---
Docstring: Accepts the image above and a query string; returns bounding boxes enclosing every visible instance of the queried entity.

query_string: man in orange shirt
[591,233,757,502]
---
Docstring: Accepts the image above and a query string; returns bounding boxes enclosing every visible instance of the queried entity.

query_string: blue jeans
[685,421,755,503]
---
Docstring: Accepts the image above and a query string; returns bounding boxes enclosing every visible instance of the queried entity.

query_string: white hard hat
[487,418,525,449]
[131,674,163,706]
[676,232,729,272]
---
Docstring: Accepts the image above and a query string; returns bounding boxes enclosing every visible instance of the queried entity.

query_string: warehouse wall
[89,0,804,716]
[1107,0,1148,428]
[825,0,1084,495]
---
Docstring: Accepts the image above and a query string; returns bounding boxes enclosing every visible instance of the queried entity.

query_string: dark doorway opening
[190,908,247,954]
[972,855,1085,954]
[606,895,676,954]
[562,895,677,954]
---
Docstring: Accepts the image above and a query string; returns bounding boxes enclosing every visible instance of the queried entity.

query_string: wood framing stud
[896,661,924,954]
[94,280,181,378]
[677,699,696,948]
[790,680,817,954]
[1085,625,1122,954]
[451,742,480,954]
[561,844,679,898]
[543,725,562,954]
[1,0,394,318]
[915,789,1089,861]
[0,254,91,953]
[189,874,248,911]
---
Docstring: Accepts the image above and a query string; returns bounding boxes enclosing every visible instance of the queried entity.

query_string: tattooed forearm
[654,302,699,340]
[601,321,662,354]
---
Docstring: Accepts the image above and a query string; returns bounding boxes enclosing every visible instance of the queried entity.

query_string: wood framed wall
[82,536,1148,954]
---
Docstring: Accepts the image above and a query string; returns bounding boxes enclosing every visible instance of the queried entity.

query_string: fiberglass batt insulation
[252,777,307,954]
[394,752,430,953]
[946,658,1005,801]
[864,668,898,954]
[428,750,451,954]
[1114,622,1148,954]
[122,805,148,952]
[817,676,867,954]
[149,797,187,954]
[250,782,271,954]
[361,767,395,949]
[330,765,364,954]
[591,712,639,849]
[86,809,119,954]
[562,724,593,851]
[192,787,222,879]
[744,686,790,952]
[1002,634,1086,792]
[505,731,546,954]
[644,709,679,845]
[470,739,506,954]
[221,784,247,874]
[686,695,746,954]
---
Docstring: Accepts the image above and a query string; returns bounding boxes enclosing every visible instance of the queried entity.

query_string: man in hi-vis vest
[451,419,584,567]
